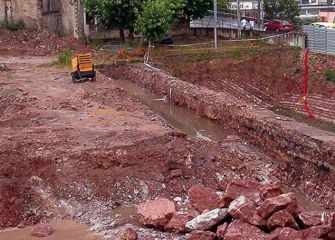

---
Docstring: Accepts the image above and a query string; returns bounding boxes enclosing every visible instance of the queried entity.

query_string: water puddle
[115,79,231,142]
[0,220,102,240]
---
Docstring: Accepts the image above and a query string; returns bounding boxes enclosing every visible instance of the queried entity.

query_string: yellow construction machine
[71,53,96,83]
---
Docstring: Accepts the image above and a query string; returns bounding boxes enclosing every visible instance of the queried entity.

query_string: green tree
[183,0,212,22]
[83,0,143,42]
[263,0,300,21]
[135,0,183,44]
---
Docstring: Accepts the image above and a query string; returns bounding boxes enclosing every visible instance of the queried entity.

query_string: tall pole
[237,0,241,38]
[214,0,218,50]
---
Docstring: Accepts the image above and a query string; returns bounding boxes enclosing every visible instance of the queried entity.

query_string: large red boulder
[186,230,215,240]
[227,196,266,226]
[165,213,194,233]
[137,198,175,228]
[268,227,303,240]
[188,185,219,212]
[297,211,325,227]
[224,220,268,240]
[267,210,299,230]
[219,179,263,207]
[31,224,54,237]
[257,193,298,219]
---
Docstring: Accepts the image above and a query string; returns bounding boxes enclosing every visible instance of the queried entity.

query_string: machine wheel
[91,76,96,82]
[71,73,77,83]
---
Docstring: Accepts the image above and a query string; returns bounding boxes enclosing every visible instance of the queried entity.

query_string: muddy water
[0,220,103,240]
[115,79,231,142]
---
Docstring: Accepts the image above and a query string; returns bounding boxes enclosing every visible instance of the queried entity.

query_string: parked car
[309,22,335,29]
[154,35,173,45]
[264,20,294,32]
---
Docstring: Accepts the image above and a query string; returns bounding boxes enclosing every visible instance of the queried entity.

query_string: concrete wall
[0,1,5,22]
[11,0,39,28]
[320,11,335,23]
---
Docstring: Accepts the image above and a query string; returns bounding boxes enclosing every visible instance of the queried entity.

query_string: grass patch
[0,20,25,31]
[57,49,74,67]
[324,69,335,82]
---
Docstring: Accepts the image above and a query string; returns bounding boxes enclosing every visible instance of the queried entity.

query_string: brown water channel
[115,79,231,142]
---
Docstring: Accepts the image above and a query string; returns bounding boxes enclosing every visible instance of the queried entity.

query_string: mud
[98,63,335,210]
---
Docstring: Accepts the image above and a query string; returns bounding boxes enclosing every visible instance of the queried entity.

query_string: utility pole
[214,0,218,50]
[237,0,241,38]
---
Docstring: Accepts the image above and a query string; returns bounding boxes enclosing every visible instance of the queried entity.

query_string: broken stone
[186,230,215,240]
[165,213,194,233]
[219,179,263,207]
[267,209,299,230]
[302,225,331,239]
[31,224,54,237]
[137,198,175,227]
[224,220,268,240]
[269,227,303,240]
[170,169,183,178]
[185,208,228,231]
[297,211,325,227]
[260,183,283,200]
[228,196,266,226]
[257,192,298,219]
[114,228,138,240]
[188,185,219,212]
[216,222,228,239]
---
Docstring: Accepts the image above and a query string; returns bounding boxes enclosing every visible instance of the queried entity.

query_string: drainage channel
[115,79,232,142]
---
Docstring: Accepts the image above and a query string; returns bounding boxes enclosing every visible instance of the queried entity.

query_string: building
[299,0,335,20]
[0,0,88,38]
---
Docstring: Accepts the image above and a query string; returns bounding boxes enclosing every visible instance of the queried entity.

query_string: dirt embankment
[0,29,91,56]
[154,46,335,122]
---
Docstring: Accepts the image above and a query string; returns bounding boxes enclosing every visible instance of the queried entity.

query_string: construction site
[1,0,335,239]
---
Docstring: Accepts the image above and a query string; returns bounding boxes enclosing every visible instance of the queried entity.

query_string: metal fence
[303,25,335,55]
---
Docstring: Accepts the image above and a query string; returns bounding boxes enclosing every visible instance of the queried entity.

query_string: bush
[0,20,25,31]
[324,69,335,82]
[58,49,74,66]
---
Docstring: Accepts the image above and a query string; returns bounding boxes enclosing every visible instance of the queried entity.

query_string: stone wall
[11,0,39,28]
[0,1,5,22]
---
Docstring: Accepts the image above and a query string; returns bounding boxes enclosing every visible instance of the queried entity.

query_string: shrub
[324,69,335,82]
[0,20,26,31]
[58,49,74,66]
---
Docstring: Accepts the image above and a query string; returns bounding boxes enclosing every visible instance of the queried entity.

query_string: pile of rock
[136,179,335,240]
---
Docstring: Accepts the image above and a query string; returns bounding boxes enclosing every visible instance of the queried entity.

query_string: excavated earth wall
[100,63,335,169]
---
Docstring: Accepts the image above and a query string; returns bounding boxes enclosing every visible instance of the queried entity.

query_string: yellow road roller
[71,53,96,83]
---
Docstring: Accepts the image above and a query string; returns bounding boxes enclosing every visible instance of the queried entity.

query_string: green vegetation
[57,49,74,67]
[324,69,335,82]
[0,20,25,31]
[263,0,300,21]
[135,0,183,44]
[83,0,230,43]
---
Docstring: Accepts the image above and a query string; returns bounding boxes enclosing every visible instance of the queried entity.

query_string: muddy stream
[115,79,231,142]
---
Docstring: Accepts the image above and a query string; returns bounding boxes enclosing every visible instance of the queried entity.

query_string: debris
[185,208,228,231]
[186,230,215,240]
[188,185,219,212]
[31,224,54,237]
[165,213,194,233]
[137,198,175,228]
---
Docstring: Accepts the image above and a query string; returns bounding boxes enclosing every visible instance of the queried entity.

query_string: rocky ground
[1,30,335,240]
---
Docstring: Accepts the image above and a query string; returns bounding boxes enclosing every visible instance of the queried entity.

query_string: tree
[183,0,213,23]
[263,0,300,21]
[135,0,183,45]
[83,0,143,42]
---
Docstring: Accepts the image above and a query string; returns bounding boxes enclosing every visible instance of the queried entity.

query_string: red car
[264,20,293,32]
